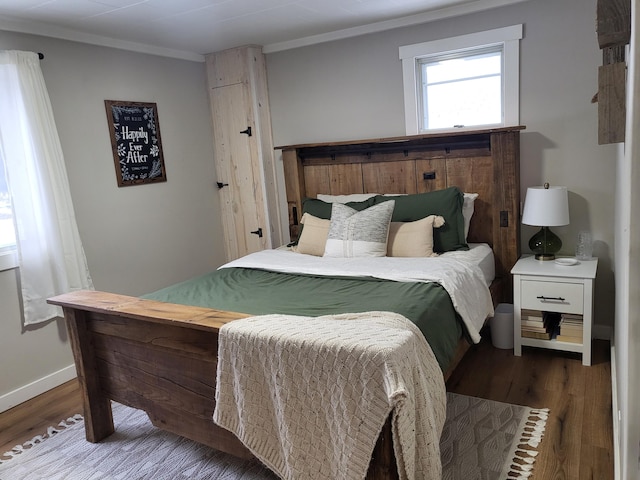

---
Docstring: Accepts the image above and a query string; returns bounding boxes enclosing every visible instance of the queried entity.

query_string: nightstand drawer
[520,280,584,314]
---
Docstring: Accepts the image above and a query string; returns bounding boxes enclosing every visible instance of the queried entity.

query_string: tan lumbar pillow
[292,213,330,256]
[386,215,445,257]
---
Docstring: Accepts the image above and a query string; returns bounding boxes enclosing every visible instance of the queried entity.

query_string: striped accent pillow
[324,201,395,258]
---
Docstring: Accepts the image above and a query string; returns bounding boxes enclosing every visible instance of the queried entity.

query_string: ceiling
[0,0,526,61]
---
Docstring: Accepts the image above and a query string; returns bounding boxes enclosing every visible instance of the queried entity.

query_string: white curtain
[0,50,93,325]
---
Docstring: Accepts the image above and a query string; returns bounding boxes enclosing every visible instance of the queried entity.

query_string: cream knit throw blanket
[213,311,446,480]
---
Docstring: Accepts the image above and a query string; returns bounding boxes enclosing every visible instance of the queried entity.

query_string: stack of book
[520,309,550,339]
[556,313,583,343]
[521,310,581,341]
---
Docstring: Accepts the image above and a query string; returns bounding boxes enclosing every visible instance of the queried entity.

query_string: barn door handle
[240,126,252,137]
[216,182,229,189]
[251,228,263,238]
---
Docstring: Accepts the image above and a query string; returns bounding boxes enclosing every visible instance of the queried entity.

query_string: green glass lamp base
[534,252,557,261]
[529,226,562,261]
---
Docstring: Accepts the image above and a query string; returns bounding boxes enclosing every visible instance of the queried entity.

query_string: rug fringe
[504,407,550,480]
[0,414,83,465]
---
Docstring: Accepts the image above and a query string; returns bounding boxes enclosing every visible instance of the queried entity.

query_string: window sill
[418,123,505,135]
[0,249,18,271]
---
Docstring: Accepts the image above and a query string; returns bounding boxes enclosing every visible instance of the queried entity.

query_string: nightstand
[511,255,598,366]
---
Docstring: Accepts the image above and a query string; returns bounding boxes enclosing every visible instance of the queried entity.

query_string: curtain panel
[0,50,93,325]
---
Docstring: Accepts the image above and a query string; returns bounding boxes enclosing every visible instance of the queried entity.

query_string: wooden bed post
[64,307,115,442]
[282,148,305,242]
[490,130,521,302]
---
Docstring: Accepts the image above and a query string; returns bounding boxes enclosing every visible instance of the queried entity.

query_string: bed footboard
[49,290,400,479]
[52,290,253,457]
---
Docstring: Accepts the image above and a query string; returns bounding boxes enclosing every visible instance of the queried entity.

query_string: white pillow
[387,215,445,257]
[324,201,395,258]
[317,193,378,203]
[463,193,479,240]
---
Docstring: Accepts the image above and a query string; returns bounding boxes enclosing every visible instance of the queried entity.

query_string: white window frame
[0,248,17,271]
[400,24,523,135]
[0,167,17,272]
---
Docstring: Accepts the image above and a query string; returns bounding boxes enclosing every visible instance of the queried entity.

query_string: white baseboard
[611,335,620,480]
[0,364,77,413]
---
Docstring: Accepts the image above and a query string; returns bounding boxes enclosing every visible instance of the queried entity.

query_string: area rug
[440,393,548,480]
[0,393,548,480]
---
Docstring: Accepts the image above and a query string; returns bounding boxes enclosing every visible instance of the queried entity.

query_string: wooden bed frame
[48,126,522,479]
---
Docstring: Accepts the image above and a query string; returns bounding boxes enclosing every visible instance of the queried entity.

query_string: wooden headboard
[277,126,523,301]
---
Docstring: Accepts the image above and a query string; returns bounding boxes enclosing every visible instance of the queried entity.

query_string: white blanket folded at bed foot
[213,311,446,480]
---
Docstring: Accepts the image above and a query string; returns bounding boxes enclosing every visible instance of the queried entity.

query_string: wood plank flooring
[0,379,83,456]
[1,335,614,479]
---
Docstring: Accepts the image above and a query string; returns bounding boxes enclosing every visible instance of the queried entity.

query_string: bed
[48,126,522,480]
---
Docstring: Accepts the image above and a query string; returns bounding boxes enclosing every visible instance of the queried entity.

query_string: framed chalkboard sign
[105,100,167,187]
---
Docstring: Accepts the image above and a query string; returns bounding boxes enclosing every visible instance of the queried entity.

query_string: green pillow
[373,187,468,252]
[291,197,376,245]
[301,197,376,219]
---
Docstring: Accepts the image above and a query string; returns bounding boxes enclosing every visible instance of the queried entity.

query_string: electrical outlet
[500,210,509,227]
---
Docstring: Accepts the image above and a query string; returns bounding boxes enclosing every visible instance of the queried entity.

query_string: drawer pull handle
[537,295,565,301]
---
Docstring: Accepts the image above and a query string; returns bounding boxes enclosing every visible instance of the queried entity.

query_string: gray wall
[266,0,617,332]
[0,32,226,405]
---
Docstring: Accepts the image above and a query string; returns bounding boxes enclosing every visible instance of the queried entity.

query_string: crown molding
[0,0,530,60]
[0,15,206,62]
[263,0,529,53]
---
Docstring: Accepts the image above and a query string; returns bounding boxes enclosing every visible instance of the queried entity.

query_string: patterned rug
[440,393,548,480]
[0,393,548,479]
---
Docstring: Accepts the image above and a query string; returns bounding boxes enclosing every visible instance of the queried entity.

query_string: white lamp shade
[522,186,570,227]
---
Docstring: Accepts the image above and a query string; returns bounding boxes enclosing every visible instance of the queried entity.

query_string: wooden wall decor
[597,0,631,49]
[595,0,631,145]
[598,62,627,145]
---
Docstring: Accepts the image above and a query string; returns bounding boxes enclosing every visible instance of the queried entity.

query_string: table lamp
[521,183,569,261]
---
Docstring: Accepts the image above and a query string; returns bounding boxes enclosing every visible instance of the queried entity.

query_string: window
[400,25,523,135]
[0,157,16,244]
[0,154,16,251]
[0,153,17,271]
[419,46,502,130]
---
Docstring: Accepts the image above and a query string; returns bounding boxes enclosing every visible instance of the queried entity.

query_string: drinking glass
[575,231,593,260]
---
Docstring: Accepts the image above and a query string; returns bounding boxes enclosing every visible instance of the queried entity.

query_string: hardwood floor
[1,335,614,479]
[0,378,83,456]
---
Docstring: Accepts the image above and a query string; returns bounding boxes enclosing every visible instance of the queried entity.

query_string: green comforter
[144,267,465,371]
